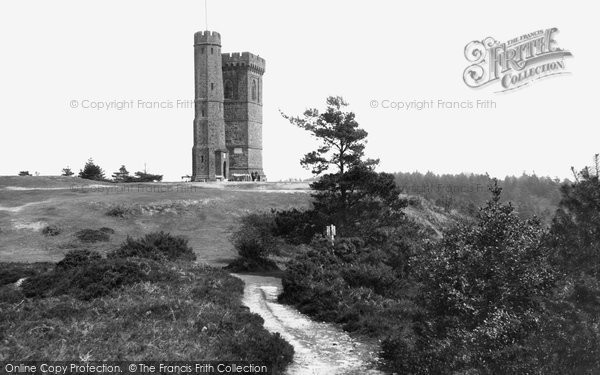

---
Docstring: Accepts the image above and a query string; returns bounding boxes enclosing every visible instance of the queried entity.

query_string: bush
[387,182,561,374]
[75,229,110,243]
[21,257,170,300]
[42,225,61,237]
[230,213,279,260]
[0,263,54,287]
[99,227,115,234]
[106,205,130,217]
[224,257,280,273]
[56,249,102,271]
[109,231,196,262]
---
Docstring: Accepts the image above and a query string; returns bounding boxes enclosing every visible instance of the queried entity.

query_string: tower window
[224,80,233,99]
[211,83,214,90]
[201,47,205,54]
[211,47,214,54]
[251,79,257,101]
[201,156,204,163]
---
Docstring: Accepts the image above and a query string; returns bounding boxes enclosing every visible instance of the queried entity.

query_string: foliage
[56,249,102,271]
[111,165,130,182]
[75,228,111,243]
[41,224,61,236]
[78,158,106,181]
[383,182,594,374]
[394,170,563,222]
[548,155,600,277]
[132,171,163,182]
[311,165,407,238]
[279,231,420,336]
[61,166,74,177]
[21,257,170,301]
[106,204,130,217]
[0,262,54,287]
[280,96,407,241]
[230,212,280,260]
[109,231,196,262]
[1,262,294,371]
[281,96,376,175]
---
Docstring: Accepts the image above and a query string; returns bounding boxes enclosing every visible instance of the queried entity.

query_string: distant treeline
[394,171,566,222]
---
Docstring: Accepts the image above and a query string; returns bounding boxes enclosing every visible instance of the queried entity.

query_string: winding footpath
[233,274,384,375]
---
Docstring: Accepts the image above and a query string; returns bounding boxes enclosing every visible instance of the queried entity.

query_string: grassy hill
[0,177,311,265]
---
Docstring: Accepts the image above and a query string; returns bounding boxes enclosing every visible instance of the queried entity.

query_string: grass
[0,177,312,266]
[0,261,294,370]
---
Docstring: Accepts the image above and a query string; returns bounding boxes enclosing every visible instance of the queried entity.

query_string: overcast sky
[0,0,597,181]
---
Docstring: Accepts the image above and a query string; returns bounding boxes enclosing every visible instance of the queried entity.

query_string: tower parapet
[222,52,266,74]
[194,30,221,46]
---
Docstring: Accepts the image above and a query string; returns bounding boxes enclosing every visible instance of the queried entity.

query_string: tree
[112,165,130,182]
[78,158,105,181]
[386,181,558,374]
[548,154,600,277]
[281,96,405,238]
[281,96,377,175]
[61,166,74,177]
[133,171,163,182]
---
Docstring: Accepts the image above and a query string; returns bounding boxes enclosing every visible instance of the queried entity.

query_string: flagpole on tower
[204,0,208,31]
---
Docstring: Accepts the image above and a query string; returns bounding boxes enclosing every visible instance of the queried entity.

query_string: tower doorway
[223,161,227,179]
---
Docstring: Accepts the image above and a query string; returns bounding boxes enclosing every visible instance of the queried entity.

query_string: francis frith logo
[463,28,572,92]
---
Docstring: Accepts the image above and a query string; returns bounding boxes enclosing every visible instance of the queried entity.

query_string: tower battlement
[194,30,221,46]
[222,52,266,74]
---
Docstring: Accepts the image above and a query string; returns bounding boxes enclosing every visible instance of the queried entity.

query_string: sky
[0,0,598,181]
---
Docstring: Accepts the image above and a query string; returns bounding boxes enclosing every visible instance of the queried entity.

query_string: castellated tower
[192,31,229,181]
[222,53,266,179]
[192,30,266,181]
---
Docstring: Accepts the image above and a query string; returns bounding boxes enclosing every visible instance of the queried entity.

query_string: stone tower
[192,31,229,181]
[192,30,266,181]
[223,53,266,179]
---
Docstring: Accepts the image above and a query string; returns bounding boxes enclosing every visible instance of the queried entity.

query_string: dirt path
[233,274,384,375]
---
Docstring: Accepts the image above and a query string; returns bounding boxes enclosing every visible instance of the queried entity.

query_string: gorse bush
[21,256,170,301]
[109,231,196,261]
[56,249,102,271]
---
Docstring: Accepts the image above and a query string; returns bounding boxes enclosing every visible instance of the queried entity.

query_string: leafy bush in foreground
[382,182,600,374]
[109,231,196,262]
[1,263,294,372]
[0,263,54,287]
[230,213,279,260]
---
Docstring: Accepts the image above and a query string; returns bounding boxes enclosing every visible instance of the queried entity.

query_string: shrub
[42,225,61,237]
[106,205,130,217]
[109,231,196,262]
[0,263,54,287]
[75,229,110,243]
[387,182,560,374]
[230,213,279,260]
[21,257,169,300]
[99,227,115,234]
[224,257,279,273]
[56,249,102,271]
